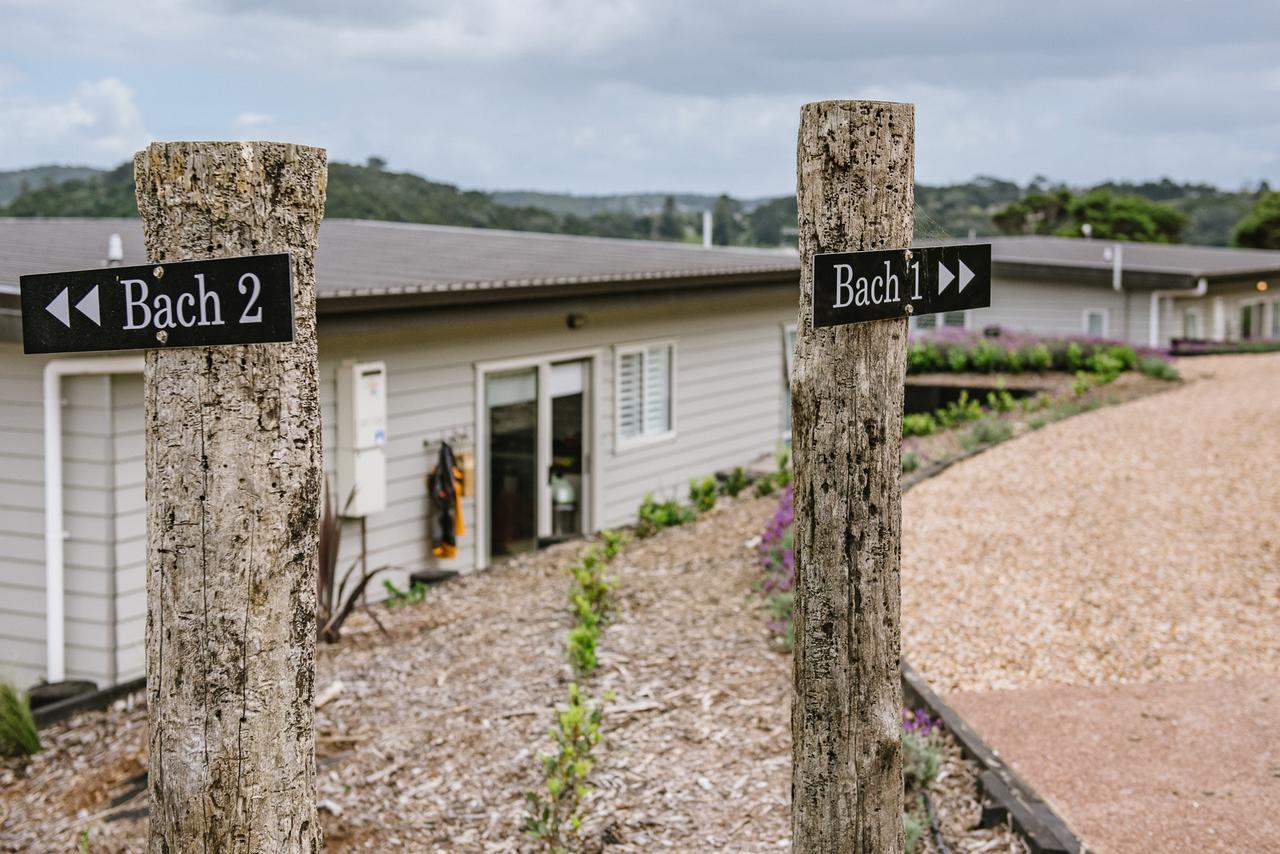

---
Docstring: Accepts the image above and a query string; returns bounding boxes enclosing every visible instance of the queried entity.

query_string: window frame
[613,339,677,451]
[782,322,797,441]
[1082,307,1110,339]
[1182,306,1203,340]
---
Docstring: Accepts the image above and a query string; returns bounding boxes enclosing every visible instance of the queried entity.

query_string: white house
[2,220,1279,692]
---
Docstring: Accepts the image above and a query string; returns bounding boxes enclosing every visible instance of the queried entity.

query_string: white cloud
[0,78,151,165]
[234,112,274,129]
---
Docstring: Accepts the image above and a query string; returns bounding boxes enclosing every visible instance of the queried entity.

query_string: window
[616,341,674,446]
[1182,309,1201,340]
[914,311,965,332]
[1083,308,1109,338]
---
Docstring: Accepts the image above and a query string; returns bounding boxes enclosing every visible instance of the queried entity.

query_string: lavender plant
[757,485,795,648]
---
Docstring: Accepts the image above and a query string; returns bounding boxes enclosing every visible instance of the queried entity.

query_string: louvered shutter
[643,345,671,435]
[617,350,644,440]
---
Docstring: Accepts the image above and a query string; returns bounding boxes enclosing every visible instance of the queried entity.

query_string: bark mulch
[2,496,1023,853]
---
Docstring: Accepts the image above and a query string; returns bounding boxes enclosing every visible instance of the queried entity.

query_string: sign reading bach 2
[20,253,294,355]
[812,243,991,329]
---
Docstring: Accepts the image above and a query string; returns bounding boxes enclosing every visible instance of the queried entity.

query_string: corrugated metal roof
[2,219,1278,305]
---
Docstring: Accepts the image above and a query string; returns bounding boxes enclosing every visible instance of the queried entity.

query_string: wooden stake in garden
[791,101,913,851]
[135,142,327,851]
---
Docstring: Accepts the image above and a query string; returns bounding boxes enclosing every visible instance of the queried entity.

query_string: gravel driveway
[901,353,1280,694]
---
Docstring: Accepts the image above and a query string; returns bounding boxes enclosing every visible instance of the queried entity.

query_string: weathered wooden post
[791,101,913,851]
[135,142,326,851]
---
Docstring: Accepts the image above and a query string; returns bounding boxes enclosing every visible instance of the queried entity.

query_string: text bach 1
[811,243,992,329]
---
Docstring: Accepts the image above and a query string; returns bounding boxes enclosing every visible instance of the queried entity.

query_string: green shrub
[1139,357,1181,381]
[382,579,428,608]
[599,528,628,561]
[1064,341,1085,372]
[767,591,795,651]
[568,551,610,619]
[969,340,1003,373]
[902,452,921,474]
[753,475,777,497]
[936,391,983,429]
[985,387,1016,413]
[903,731,943,793]
[0,681,40,757]
[946,347,968,373]
[1071,370,1098,396]
[636,494,695,537]
[524,684,611,850]
[1025,343,1053,371]
[689,476,718,513]
[1085,351,1124,382]
[903,808,925,854]
[567,623,598,675]
[1004,347,1025,373]
[718,467,750,498]
[902,412,938,438]
[1107,344,1138,371]
[964,418,1013,450]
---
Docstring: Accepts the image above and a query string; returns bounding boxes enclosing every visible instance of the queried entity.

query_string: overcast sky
[1,1,1277,197]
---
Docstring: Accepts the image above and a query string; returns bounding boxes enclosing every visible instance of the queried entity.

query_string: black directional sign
[812,243,991,329]
[20,253,294,355]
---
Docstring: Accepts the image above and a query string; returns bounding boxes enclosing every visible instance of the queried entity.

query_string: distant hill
[0,165,101,205]
[0,161,1266,247]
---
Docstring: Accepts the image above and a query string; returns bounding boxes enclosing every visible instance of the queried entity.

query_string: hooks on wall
[422,428,471,451]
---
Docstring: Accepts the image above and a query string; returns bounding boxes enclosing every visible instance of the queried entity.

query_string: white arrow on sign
[938,262,955,293]
[46,288,71,328]
[74,285,101,326]
[958,259,975,293]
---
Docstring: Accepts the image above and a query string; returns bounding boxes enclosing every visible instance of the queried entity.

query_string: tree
[992,188,1189,243]
[711,193,739,245]
[1232,191,1280,249]
[656,195,683,240]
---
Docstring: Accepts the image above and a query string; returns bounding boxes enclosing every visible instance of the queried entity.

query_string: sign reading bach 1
[812,243,991,329]
[20,253,293,355]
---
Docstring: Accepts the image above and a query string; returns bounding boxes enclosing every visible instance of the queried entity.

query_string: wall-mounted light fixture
[1257,281,1269,292]
[566,313,588,329]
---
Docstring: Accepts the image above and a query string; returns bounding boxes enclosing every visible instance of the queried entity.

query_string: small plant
[1139,356,1180,381]
[936,391,983,429]
[753,475,777,497]
[1025,343,1053,371]
[382,578,428,608]
[902,709,943,795]
[1065,340,1085,372]
[1071,370,1098,396]
[901,412,938,438]
[901,451,921,474]
[774,445,792,487]
[903,809,925,854]
[1028,415,1047,430]
[524,684,612,851]
[766,591,795,650]
[688,475,718,513]
[636,494,695,537]
[964,418,1013,450]
[599,528,628,561]
[566,623,599,675]
[317,479,392,643]
[984,386,1016,413]
[718,466,750,498]
[0,680,40,757]
[946,347,968,373]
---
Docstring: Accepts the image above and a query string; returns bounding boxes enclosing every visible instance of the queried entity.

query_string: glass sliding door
[486,368,538,560]
[548,360,589,541]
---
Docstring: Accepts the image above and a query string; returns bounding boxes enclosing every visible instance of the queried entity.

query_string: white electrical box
[336,360,388,517]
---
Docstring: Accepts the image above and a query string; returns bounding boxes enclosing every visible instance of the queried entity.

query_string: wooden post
[134,142,327,852]
[791,101,913,851]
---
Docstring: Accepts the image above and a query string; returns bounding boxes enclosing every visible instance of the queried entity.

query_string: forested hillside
[0,159,1270,247]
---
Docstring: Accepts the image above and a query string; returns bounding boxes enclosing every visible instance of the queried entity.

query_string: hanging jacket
[428,441,466,559]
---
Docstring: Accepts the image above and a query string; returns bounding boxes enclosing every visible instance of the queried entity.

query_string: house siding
[0,347,125,689]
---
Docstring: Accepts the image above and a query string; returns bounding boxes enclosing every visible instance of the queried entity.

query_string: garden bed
[4,495,1027,853]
